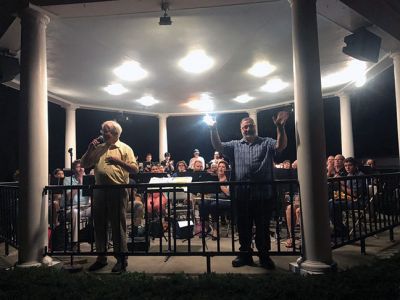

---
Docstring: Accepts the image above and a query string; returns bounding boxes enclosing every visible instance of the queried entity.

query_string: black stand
[63,148,83,272]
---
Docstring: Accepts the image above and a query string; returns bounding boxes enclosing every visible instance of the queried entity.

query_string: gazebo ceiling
[1,0,399,115]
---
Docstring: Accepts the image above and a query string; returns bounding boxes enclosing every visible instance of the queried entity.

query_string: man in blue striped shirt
[210,112,288,269]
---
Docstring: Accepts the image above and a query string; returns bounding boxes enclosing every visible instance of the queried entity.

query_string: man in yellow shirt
[81,120,138,272]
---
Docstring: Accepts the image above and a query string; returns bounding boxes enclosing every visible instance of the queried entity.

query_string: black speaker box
[0,55,19,83]
[173,220,194,239]
[172,206,194,239]
[127,236,150,252]
[342,27,381,63]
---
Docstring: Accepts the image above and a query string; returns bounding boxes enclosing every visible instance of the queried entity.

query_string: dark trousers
[235,188,272,256]
[93,188,128,262]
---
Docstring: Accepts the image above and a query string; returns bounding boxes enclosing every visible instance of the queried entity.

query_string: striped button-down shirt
[221,136,277,182]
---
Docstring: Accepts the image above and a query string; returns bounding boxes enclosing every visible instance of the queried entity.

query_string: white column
[18,7,50,266]
[159,114,168,161]
[339,93,354,157]
[248,110,258,132]
[64,105,77,168]
[392,52,400,161]
[290,0,335,274]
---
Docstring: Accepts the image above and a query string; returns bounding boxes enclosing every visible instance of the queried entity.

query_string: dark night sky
[0,66,397,181]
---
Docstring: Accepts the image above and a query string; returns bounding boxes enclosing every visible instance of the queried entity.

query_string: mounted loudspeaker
[342,27,381,63]
[0,54,19,83]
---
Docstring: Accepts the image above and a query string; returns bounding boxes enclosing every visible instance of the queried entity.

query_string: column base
[15,261,42,268]
[290,257,337,275]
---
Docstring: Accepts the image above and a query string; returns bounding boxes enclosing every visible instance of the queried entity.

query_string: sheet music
[148,176,192,191]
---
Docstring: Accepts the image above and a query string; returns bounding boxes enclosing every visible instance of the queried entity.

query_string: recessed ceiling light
[136,95,159,106]
[233,94,254,103]
[260,78,289,93]
[178,50,214,74]
[247,61,276,78]
[103,83,128,96]
[114,61,148,81]
[186,93,214,111]
[321,59,366,88]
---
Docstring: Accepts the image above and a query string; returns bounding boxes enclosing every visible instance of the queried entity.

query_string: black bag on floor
[50,225,68,251]
[149,220,164,238]
[78,223,95,243]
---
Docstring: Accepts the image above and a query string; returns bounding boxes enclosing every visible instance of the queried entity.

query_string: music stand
[188,172,219,194]
[49,177,64,194]
[82,175,95,197]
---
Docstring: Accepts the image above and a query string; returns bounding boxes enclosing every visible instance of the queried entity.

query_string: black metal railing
[328,173,400,253]
[0,182,19,254]
[44,179,301,272]
[2,172,400,272]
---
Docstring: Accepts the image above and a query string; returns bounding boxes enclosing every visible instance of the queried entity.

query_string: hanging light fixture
[159,0,172,25]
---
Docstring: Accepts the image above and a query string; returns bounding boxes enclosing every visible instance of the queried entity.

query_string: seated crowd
[48,150,378,252]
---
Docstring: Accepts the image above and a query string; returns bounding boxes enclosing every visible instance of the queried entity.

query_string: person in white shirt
[189,149,205,170]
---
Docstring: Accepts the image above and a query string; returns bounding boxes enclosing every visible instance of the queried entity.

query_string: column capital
[337,92,350,100]
[391,52,400,61]
[158,113,169,119]
[247,109,258,115]
[20,7,50,27]
[62,103,79,111]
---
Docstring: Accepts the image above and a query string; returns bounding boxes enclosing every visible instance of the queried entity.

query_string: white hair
[102,120,122,138]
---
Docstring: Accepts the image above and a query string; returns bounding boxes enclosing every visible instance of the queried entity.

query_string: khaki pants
[93,188,128,260]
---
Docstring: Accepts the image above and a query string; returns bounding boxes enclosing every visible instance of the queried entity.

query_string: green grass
[1,254,400,299]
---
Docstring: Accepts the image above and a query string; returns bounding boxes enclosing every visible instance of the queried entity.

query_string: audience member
[209,151,223,166]
[327,155,335,177]
[365,158,376,169]
[207,163,218,174]
[63,160,91,245]
[291,160,297,169]
[143,153,153,173]
[192,159,204,172]
[189,149,205,170]
[172,161,188,177]
[160,152,174,174]
[282,160,291,169]
[334,154,346,177]
[329,157,364,237]
[49,168,65,226]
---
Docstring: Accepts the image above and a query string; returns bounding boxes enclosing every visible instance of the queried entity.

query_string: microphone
[96,135,104,143]
[68,148,73,154]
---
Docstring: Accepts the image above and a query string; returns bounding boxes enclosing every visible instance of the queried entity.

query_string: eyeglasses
[100,129,114,135]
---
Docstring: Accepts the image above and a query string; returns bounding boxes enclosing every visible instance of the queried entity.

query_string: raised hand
[272,111,289,127]
[204,115,216,127]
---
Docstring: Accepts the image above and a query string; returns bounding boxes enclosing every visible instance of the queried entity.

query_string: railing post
[389,227,394,242]
[360,238,366,255]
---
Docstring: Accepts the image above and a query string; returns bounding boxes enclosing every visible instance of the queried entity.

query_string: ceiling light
[321,59,367,88]
[260,78,289,93]
[178,50,214,74]
[233,94,254,103]
[103,83,128,96]
[136,95,159,106]
[247,61,276,78]
[114,61,148,81]
[186,93,214,111]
